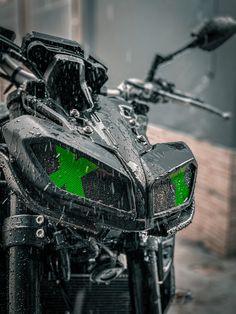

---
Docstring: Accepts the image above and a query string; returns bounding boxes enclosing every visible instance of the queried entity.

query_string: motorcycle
[0,16,235,314]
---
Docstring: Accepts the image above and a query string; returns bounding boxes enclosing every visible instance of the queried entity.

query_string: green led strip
[49,145,98,197]
[170,167,190,206]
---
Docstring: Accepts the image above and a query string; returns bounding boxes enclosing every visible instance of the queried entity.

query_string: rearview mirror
[192,16,236,51]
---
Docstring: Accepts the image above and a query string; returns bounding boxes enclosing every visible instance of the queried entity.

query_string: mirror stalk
[146,39,198,82]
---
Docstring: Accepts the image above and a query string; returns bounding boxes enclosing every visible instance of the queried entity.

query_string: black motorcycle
[0,16,235,314]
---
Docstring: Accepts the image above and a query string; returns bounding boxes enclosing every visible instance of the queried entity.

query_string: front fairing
[2,95,197,233]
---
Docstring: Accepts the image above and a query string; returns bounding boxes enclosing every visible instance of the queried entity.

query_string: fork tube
[126,233,162,314]
[7,194,41,314]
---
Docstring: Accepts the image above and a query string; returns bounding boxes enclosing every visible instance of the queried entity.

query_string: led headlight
[31,142,132,212]
[152,163,195,216]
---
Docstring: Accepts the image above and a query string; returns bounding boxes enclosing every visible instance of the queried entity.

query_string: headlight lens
[152,164,195,215]
[31,142,132,211]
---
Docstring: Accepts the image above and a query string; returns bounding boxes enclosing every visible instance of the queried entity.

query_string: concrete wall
[0,0,74,42]
[83,0,236,149]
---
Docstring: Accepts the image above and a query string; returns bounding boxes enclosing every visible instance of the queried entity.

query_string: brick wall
[147,126,236,256]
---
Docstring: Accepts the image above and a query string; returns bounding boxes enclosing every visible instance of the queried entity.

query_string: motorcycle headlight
[152,163,195,216]
[31,142,132,212]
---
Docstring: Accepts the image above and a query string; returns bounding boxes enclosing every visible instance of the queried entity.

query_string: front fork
[126,233,175,314]
[2,194,45,314]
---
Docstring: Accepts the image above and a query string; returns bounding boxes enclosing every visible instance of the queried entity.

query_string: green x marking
[49,145,98,197]
[170,167,190,206]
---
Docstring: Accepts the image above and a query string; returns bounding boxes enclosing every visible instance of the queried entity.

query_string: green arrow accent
[170,167,190,206]
[49,145,98,197]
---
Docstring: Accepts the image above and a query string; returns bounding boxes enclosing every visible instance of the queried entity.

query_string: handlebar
[0,54,37,85]
[0,52,232,120]
[103,79,231,120]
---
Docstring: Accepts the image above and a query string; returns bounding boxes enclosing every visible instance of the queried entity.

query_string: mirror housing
[192,16,236,51]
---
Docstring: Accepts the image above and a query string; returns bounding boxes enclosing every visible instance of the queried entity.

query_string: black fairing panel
[89,96,148,190]
[141,142,196,184]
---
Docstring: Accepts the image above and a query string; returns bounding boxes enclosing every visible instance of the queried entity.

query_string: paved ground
[169,237,236,314]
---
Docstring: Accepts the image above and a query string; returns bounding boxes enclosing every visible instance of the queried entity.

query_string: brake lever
[158,89,232,120]
[136,79,231,120]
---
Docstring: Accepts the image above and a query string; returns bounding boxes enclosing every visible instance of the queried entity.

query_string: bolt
[83,125,93,134]
[36,215,44,225]
[36,228,45,238]
[129,119,136,126]
[137,135,146,143]
[70,109,80,118]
